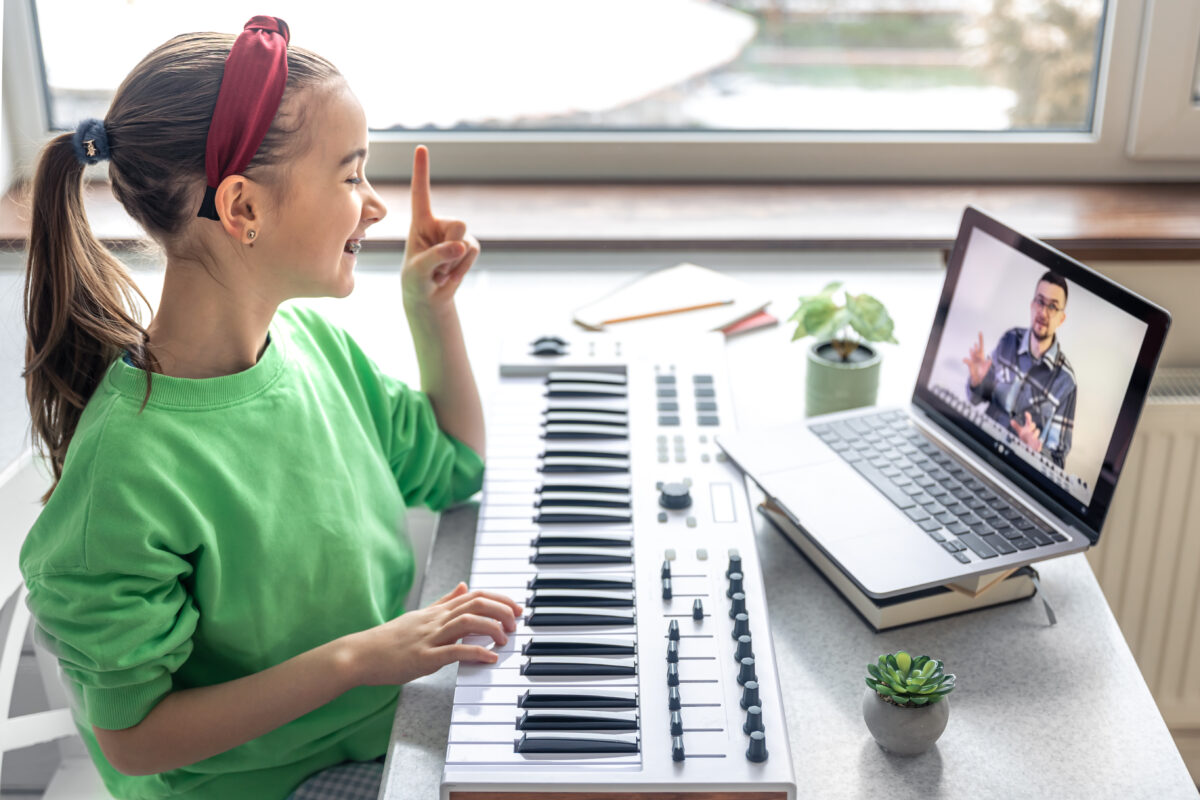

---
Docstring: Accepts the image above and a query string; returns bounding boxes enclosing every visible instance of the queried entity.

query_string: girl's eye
[346,177,362,185]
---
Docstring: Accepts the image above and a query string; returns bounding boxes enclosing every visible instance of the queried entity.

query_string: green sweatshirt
[19,304,484,800]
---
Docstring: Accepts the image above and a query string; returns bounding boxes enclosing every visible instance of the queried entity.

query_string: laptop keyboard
[810,410,1067,564]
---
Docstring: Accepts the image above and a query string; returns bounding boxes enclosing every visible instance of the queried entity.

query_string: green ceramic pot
[805,341,881,417]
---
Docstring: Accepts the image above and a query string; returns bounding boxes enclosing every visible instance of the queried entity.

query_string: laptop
[717,206,1171,599]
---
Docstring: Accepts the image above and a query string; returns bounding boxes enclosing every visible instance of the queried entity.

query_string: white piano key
[452,706,640,726]
[454,663,637,687]
[528,589,635,604]
[444,743,641,765]
[536,491,633,505]
[545,382,628,397]
[543,411,630,424]
[547,371,628,385]
[542,424,631,438]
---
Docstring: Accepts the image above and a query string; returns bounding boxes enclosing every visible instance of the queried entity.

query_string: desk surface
[377,253,1196,799]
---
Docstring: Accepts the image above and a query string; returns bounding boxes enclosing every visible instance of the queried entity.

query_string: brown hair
[23,32,340,500]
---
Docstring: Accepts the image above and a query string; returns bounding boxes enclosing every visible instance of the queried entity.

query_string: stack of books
[760,498,1038,630]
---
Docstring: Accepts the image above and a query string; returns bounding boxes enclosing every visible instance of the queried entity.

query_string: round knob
[692,599,704,621]
[668,619,680,641]
[666,639,679,663]
[729,592,747,618]
[743,705,764,735]
[737,656,757,686]
[740,680,760,710]
[735,634,754,663]
[659,482,693,510]
[727,572,744,598]
[662,578,673,600]
[670,710,684,736]
[746,730,769,763]
[672,735,686,762]
[667,662,680,687]
[731,612,750,640]
[668,685,682,711]
[726,553,742,578]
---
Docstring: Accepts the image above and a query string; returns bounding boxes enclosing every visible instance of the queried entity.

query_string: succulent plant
[865,651,955,706]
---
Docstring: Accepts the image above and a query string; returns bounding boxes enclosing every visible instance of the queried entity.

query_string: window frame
[4,0,1200,184]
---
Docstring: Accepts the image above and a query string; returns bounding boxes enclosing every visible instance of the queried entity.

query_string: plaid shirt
[967,327,1077,468]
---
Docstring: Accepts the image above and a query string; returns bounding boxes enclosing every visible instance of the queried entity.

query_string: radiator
[1086,368,1200,733]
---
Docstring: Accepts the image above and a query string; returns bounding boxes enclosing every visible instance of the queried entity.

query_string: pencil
[601,300,734,326]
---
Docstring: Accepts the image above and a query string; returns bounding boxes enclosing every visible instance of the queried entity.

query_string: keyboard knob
[726,553,742,578]
[737,656,757,686]
[746,730,769,763]
[729,592,746,618]
[672,735,686,762]
[692,599,704,620]
[659,482,693,510]
[735,634,753,663]
[667,662,680,687]
[743,705,764,734]
[731,613,750,640]
[666,639,679,663]
[662,578,673,600]
[740,680,760,710]
[670,710,684,736]
[668,619,680,641]
[661,560,671,579]
[727,572,744,598]
[668,685,682,711]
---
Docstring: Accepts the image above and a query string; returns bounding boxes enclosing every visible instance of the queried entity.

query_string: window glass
[38,0,1107,133]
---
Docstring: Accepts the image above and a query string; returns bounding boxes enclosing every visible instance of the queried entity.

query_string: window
[6,0,1200,180]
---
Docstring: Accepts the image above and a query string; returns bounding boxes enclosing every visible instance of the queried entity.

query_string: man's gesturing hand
[963,331,992,387]
[402,145,481,308]
[344,583,523,687]
[1010,411,1044,453]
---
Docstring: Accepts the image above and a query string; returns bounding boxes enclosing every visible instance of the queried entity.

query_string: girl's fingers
[440,218,468,241]
[433,582,469,605]
[434,643,498,667]
[437,613,506,646]
[444,588,524,618]
[445,596,519,633]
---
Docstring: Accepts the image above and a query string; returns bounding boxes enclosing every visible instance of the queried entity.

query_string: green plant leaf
[912,655,930,672]
[885,654,898,671]
[845,293,898,344]
[790,296,838,341]
[812,308,852,343]
[892,695,911,706]
[866,676,881,691]
[908,696,930,706]
[867,663,883,681]
[918,660,936,678]
[895,651,912,677]
[875,685,897,697]
[819,281,843,297]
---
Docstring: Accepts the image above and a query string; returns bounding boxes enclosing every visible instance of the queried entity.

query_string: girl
[19,16,519,800]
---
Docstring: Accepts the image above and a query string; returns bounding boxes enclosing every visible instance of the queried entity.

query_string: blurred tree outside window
[37,0,1106,134]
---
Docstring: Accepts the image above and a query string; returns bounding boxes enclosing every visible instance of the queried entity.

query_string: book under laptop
[718,206,1171,599]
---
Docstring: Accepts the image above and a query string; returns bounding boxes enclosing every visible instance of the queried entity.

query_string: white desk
[368,250,1196,799]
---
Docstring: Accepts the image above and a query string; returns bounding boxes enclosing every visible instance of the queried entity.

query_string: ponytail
[23,133,157,501]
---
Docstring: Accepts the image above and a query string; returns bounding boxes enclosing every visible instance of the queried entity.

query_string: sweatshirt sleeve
[291,306,485,510]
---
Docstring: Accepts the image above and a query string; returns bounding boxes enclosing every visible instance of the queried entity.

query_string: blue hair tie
[72,118,110,165]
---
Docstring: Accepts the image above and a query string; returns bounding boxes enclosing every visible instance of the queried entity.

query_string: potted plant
[789,281,897,416]
[862,650,955,756]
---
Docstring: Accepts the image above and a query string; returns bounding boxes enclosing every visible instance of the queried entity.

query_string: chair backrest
[0,450,78,780]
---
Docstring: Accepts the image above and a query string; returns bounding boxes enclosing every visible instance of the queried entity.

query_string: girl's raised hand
[345,582,523,687]
[401,145,480,309]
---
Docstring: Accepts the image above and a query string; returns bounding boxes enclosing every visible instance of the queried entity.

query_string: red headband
[197,15,290,221]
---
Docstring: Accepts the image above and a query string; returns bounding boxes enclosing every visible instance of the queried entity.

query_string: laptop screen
[914,207,1170,542]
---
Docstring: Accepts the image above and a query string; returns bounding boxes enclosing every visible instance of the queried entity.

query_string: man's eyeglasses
[1032,296,1064,314]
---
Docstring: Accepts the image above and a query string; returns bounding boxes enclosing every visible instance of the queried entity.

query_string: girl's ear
[213,174,260,243]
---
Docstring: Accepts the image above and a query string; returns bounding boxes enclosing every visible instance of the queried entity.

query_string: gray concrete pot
[805,341,881,417]
[862,687,949,756]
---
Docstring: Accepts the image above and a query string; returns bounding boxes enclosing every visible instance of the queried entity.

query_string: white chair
[1,449,111,798]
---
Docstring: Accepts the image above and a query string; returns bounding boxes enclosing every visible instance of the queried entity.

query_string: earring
[246,230,257,241]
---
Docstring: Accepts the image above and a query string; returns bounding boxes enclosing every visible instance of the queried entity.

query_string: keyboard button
[918,518,942,533]
[905,507,931,522]
[1013,519,1034,531]
[869,457,891,468]
[1011,537,1036,550]
[941,540,964,553]
[697,415,720,426]
[1025,528,1053,546]
[946,521,969,536]
[848,461,918,510]
[881,467,902,478]
[936,512,957,525]
[1049,530,1068,543]
[843,452,864,463]
[953,551,972,564]
[902,483,924,496]
[958,532,998,559]
[960,513,983,527]
[893,474,914,487]
[964,479,985,490]
[968,521,995,535]
[915,476,937,488]
[1000,508,1021,520]
[981,533,1016,555]
[912,492,934,505]
[965,498,986,511]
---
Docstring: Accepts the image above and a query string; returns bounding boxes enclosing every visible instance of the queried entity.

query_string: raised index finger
[410,144,432,223]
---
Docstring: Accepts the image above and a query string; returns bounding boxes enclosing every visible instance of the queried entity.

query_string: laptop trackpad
[760,460,906,545]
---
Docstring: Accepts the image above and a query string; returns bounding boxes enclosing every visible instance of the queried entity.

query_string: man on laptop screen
[717,207,1170,598]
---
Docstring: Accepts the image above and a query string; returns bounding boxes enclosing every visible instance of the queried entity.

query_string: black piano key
[536,496,631,509]
[526,611,636,626]
[520,658,637,677]
[532,535,633,548]
[544,403,629,414]
[543,414,629,426]
[534,511,634,524]
[514,734,638,754]
[543,450,630,460]
[540,462,630,474]
[517,712,638,731]
[531,553,633,565]
[543,427,629,440]
[545,386,628,399]
[526,593,634,608]
[537,483,631,494]
[546,371,628,385]
[527,575,634,590]
[518,690,637,709]
[522,639,636,656]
